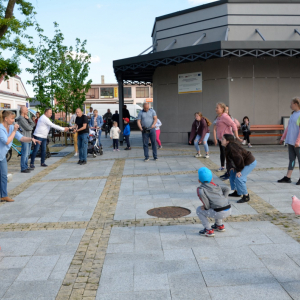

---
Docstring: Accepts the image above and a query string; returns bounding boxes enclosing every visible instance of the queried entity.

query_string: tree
[26,23,67,114]
[55,38,92,121]
[0,0,36,78]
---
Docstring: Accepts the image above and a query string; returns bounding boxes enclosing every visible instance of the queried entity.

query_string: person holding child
[196,167,231,237]
[123,118,131,150]
[222,134,257,203]
[110,121,121,151]
[241,116,252,148]
[189,112,211,158]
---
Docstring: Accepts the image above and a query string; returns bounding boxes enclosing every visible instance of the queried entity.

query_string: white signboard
[178,72,202,94]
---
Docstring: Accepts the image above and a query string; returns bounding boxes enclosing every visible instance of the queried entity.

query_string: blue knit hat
[198,167,212,183]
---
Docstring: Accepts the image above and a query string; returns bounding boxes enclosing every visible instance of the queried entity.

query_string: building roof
[113,40,300,83]
[152,0,300,36]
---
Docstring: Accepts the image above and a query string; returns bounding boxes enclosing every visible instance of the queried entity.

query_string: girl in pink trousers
[155,118,162,149]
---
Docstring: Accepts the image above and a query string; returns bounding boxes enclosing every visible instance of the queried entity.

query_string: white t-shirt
[34,115,65,139]
[155,119,162,130]
[69,114,76,126]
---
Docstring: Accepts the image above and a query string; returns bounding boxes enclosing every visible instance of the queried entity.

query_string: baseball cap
[198,167,212,183]
[123,118,129,123]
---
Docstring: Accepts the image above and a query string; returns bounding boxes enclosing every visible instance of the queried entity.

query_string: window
[7,81,10,89]
[16,83,19,91]
[136,87,149,98]
[86,88,99,99]
[100,87,114,98]
[1,103,11,108]
[124,87,132,98]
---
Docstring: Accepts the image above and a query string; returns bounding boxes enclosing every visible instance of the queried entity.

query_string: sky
[14,0,216,97]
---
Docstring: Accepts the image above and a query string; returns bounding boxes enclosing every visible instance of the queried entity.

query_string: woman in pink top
[213,102,242,171]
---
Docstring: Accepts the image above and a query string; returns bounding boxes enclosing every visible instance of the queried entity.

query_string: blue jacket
[89,115,103,129]
[123,124,130,136]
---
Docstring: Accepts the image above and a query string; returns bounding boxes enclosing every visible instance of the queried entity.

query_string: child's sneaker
[113,149,116,152]
[117,149,120,151]
[211,223,226,232]
[248,143,252,148]
[195,153,201,158]
[242,140,246,145]
[217,167,225,172]
[199,228,215,237]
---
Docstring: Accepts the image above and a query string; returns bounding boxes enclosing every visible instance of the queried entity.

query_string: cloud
[96,4,102,9]
[68,51,100,63]
[188,0,218,5]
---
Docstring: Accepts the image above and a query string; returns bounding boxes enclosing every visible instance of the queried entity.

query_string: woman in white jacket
[155,118,162,149]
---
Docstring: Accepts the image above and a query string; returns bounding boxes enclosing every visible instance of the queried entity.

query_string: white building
[0,75,29,109]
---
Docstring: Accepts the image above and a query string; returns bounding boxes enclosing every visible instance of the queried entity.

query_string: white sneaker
[195,153,201,158]
[74,152,78,156]
[242,140,246,145]
[248,144,252,148]
[205,154,209,158]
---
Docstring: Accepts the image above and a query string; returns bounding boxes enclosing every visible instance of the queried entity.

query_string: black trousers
[124,135,130,148]
[218,140,225,167]
[113,139,119,149]
[243,132,250,143]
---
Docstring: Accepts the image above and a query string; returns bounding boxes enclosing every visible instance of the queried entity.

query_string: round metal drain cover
[147,206,191,218]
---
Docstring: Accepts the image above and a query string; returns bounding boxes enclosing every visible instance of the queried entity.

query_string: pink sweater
[216,113,237,141]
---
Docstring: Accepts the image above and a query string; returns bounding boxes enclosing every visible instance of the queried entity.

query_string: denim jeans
[142,128,157,159]
[0,157,8,198]
[78,133,88,162]
[31,136,47,165]
[194,133,210,153]
[98,130,102,147]
[21,142,31,171]
[230,160,257,195]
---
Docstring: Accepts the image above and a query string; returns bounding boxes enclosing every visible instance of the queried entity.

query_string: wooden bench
[239,125,284,138]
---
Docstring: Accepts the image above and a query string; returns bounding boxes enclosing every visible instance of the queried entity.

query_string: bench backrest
[250,125,284,130]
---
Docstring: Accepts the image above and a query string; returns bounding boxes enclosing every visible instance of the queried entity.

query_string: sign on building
[178,72,202,94]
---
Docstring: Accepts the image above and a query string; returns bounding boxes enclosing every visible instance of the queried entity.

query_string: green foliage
[55,38,92,119]
[0,0,36,78]
[53,119,69,127]
[27,23,67,113]
[27,23,92,121]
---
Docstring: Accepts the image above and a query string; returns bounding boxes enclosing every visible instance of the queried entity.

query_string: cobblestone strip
[8,152,74,198]
[40,176,109,183]
[0,221,88,232]
[56,159,125,300]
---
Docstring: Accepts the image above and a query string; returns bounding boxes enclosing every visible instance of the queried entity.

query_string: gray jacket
[16,116,35,138]
[197,182,230,211]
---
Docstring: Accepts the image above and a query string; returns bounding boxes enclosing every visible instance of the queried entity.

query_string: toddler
[123,118,131,150]
[196,167,231,237]
[241,116,252,148]
[110,121,121,151]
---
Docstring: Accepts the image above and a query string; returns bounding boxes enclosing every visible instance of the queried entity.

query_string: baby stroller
[87,128,103,157]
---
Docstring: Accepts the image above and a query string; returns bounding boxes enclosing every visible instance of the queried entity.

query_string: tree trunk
[0,0,17,39]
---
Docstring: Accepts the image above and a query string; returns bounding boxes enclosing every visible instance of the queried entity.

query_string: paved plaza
[1,132,300,300]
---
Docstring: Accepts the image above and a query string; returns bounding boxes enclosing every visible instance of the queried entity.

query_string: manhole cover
[147,206,191,218]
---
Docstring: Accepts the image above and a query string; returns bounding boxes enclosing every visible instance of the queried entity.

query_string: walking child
[196,167,231,237]
[155,118,162,149]
[110,121,121,151]
[241,116,252,148]
[123,118,131,150]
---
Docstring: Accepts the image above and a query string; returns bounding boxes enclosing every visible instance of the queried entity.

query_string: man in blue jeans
[73,108,89,165]
[30,108,68,168]
[137,103,158,162]
[16,106,35,173]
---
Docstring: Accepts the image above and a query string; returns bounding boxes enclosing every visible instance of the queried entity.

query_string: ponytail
[204,117,212,126]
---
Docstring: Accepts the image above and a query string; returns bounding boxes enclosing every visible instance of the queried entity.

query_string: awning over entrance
[113,41,300,85]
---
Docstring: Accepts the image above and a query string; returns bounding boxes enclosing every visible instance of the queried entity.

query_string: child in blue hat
[196,167,231,237]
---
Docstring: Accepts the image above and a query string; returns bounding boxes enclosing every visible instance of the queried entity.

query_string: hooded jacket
[197,182,231,211]
[190,118,210,142]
